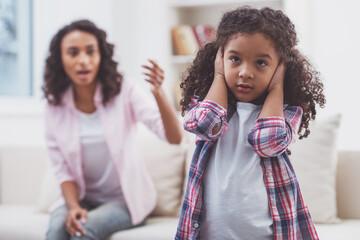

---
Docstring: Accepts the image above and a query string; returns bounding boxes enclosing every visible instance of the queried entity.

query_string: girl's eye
[68,50,78,56]
[87,49,95,55]
[230,56,240,62]
[257,60,267,66]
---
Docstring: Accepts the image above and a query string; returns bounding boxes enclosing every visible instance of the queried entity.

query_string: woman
[43,19,182,240]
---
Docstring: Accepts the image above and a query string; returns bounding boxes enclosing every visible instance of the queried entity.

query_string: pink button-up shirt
[45,78,167,225]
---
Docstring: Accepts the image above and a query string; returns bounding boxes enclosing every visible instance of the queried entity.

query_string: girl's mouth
[237,83,252,92]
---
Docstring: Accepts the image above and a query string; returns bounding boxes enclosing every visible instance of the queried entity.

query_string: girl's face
[61,30,101,89]
[223,33,280,104]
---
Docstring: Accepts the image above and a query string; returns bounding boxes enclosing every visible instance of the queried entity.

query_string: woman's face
[223,32,280,104]
[61,30,101,88]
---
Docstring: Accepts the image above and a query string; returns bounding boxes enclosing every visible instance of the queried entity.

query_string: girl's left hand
[267,62,286,93]
[142,59,165,94]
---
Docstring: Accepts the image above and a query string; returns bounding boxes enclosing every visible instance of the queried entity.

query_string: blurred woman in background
[43,19,182,240]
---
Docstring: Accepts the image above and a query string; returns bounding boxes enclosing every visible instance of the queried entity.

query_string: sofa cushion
[0,145,48,205]
[316,220,360,240]
[0,205,48,240]
[290,114,341,223]
[0,204,179,240]
[337,151,360,219]
[38,123,187,217]
[110,217,179,240]
[137,123,186,216]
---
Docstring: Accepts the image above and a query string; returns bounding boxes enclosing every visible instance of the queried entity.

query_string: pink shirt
[45,78,167,225]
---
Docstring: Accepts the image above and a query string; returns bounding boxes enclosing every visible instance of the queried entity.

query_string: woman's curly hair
[43,19,122,106]
[180,6,326,139]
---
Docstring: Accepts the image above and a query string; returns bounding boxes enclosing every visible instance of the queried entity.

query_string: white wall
[285,0,360,150]
[311,0,360,150]
[0,0,359,150]
[0,0,169,146]
[112,0,171,93]
[0,0,115,146]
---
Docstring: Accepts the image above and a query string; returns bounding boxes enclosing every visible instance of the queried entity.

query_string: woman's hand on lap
[66,207,88,236]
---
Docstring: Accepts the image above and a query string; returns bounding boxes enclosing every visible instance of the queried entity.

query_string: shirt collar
[62,82,102,110]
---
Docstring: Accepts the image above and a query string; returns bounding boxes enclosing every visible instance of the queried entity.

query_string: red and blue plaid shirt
[175,100,318,240]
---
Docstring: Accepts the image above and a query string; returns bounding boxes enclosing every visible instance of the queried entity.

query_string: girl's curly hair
[43,19,122,106]
[180,6,326,139]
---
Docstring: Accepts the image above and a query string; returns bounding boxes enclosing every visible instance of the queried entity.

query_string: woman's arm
[61,181,88,237]
[142,59,182,144]
[61,181,81,210]
[44,107,86,236]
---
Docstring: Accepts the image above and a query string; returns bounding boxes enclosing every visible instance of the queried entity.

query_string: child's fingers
[268,62,286,92]
[214,47,225,78]
[273,63,286,81]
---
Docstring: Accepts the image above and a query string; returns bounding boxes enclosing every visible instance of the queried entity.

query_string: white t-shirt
[77,110,125,204]
[200,102,273,239]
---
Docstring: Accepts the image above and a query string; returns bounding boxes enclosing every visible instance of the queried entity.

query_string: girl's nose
[238,65,254,80]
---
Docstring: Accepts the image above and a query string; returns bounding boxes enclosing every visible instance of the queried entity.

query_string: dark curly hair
[180,6,326,139]
[43,19,122,106]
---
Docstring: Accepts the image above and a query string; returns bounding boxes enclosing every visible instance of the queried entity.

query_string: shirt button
[266,172,271,177]
[271,201,276,206]
[193,222,200,229]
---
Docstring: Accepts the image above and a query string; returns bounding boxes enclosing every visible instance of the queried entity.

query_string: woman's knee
[46,218,68,240]
[46,206,68,240]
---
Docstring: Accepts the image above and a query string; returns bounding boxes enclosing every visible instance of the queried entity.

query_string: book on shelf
[171,24,215,56]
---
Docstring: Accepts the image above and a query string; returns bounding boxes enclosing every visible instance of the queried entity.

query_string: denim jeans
[46,200,141,240]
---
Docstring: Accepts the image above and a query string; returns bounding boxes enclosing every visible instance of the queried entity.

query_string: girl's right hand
[214,47,225,81]
[267,62,286,93]
[66,207,87,236]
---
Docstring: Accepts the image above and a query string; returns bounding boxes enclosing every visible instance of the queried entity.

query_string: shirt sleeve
[183,99,228,141]
[44,105,75,185]
[127,80,168,142]
[247,105,303,157]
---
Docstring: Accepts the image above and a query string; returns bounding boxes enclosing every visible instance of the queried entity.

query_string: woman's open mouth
[77,70,91,79]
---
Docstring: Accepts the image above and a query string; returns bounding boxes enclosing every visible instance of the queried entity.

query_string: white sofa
[0,123,359,239]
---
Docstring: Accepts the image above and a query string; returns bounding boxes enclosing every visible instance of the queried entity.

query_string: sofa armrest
[0,145,48,205]
[337,151,360,219]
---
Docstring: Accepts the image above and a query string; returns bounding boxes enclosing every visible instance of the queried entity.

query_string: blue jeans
[46,200,141,240]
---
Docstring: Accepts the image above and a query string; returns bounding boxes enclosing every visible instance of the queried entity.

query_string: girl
[43,20,182,240]
[176,7,325,240]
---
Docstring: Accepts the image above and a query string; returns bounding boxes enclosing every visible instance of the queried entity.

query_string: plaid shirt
[175,100,319,240]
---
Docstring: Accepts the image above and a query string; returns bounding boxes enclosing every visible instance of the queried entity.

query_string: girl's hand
[267,62,286,93]
[142,59,165,94]
[65,207,87,236]
[214,47,225,81]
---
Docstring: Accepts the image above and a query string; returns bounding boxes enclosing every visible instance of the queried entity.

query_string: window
[0,0,32,96]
